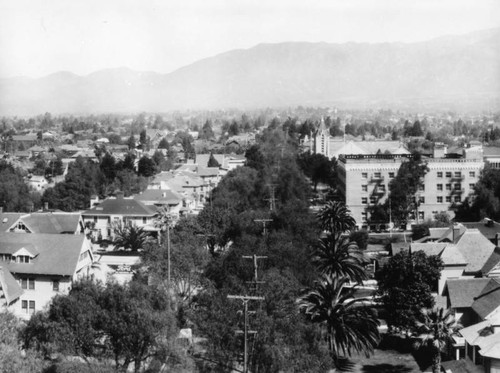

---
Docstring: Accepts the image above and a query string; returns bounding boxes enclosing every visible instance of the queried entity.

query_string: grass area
[343,334,424,373]
[348,349,421,373]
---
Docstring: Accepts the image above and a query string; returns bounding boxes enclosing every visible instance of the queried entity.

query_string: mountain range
[1,28,499,115]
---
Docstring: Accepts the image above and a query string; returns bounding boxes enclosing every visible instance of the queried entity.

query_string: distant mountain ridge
[1,28,499,115]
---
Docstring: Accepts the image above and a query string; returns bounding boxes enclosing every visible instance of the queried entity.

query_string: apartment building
[337,143,484,229]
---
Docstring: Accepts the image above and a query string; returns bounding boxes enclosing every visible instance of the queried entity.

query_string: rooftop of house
[460,314,500,353]
[0,233,89,276]
[455,229,497,274]
[471,278,500,320]
[0,265,23,304]
[446,278,491,309]
[0,212,26,229]
[482,247,500,276]
[462,219,500,241]
[9,212,82,234]
[83,197,157,217]
[133,189,182,205]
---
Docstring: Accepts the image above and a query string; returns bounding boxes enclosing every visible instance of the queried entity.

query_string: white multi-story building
[337,143,484,229]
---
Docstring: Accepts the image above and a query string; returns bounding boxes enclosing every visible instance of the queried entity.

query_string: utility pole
[264,184,277,212]
[242,254,267,291]
[227,295,264,373]
[253,218,273,236]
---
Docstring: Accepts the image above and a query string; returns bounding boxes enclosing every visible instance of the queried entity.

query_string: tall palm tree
[312,236,368,284]
[415,308,462,373]
[298,275,380,368]
[317,201,356,239]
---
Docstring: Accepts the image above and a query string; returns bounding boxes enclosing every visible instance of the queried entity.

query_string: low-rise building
[0,233,94,319]
[82,195,158,241]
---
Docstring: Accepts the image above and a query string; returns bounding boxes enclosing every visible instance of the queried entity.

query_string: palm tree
[113,221,150,251]
[317,201,356,239]
[298,274,380,368]
[415,308,462,373]
[312,236,368,284]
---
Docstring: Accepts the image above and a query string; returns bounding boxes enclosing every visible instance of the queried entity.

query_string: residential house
[0,233,94,319]
[133,189,183,220]
[82,195,158,241]
[27,175,49,192]
[391,225,498,294]
[459,304,500,367]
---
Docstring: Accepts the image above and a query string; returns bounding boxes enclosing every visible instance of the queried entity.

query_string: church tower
[314,117,330,158]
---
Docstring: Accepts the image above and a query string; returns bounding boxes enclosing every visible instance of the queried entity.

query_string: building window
[469,183,475,190]
[362,197,368,204]
[418,211,424,220]
[418,184,425,192]
[361,185,368,192]
[370,197,377,204]
[419,196,425,204]
[361,212,367,221]
[17,255,30,263]
[53,280,60,292]
[20,278,35,290]
[469,171,475,177]
[142,217,147,224]
[437,196,443,203]
[29,301,35,315]
[454,183,461,190]
[374,172,381,179]
[437,184,443,191]
[437,172,443,178]
[389,172,395,179]
[22,300,27,313]
[362,172,368,179]
[454,196,461,203]
[454,171,461,178]
[446,172,452,178]
[446,196,452,203]
[446,184,451,191]
[93,216,97,223]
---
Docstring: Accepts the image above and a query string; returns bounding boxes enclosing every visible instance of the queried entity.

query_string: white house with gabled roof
[0,233,94,319]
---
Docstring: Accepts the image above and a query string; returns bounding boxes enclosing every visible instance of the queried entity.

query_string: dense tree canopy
[376,250,443,332]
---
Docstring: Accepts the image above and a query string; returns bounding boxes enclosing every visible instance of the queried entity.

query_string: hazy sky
[1,0,499,78]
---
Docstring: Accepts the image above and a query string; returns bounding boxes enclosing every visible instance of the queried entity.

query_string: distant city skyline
[0,0,499,79]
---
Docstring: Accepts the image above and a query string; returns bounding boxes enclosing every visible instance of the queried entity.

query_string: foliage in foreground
[22,279,185,373]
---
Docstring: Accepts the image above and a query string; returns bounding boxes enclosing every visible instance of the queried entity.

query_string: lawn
[348,348,421,373]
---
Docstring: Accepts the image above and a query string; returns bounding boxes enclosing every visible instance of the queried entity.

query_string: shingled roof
[133,189,182,205]
[11,212,82,234]
[83,198,156,217]
[471,278,500,319]
[446,278,490,308]
[0,233,89,277]
[455,229,496,274]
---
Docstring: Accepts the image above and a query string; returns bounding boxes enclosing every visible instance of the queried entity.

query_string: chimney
[116,191,124,199]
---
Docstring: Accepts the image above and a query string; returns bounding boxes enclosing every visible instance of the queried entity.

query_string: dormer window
[16,255,31,263]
